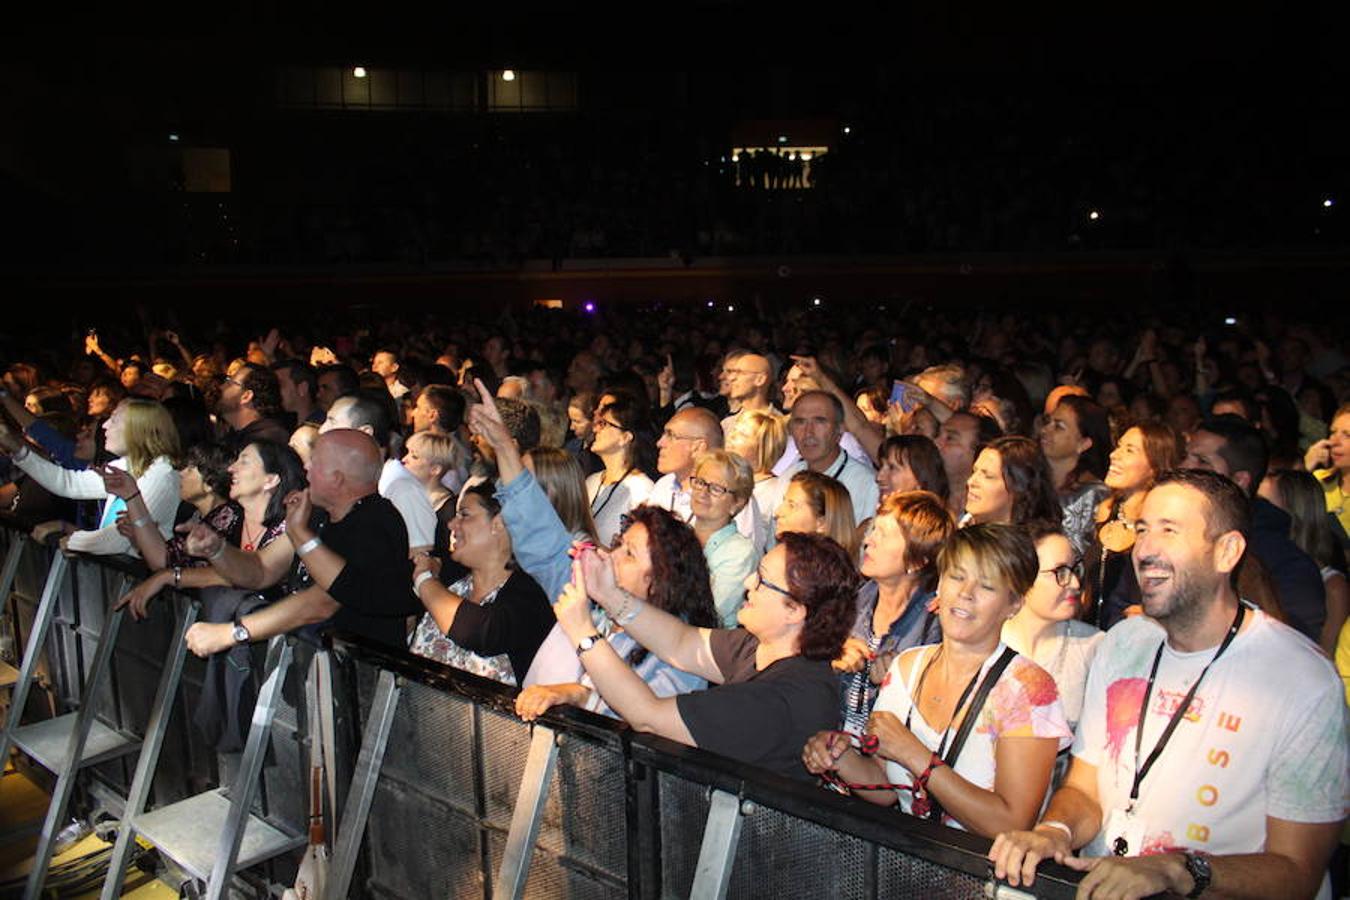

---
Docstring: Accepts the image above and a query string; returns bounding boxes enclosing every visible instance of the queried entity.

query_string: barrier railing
[1,519,1084,898]
[329,636,1084,900]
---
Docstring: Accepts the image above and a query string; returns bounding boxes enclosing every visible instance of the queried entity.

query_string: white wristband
[296,536,322,556]
[413,570,435,593]
[1037,820,1073,842]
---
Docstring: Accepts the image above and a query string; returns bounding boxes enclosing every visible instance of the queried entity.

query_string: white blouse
[13,450,180,556]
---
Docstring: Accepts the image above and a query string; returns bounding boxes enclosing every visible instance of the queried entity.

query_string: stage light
[777,135,788,144]
[168,133,179,142]
[1088,210,1100,221]
[800,151,812,161]
[707,300,715,308]
[1224,317,1238,326]
[812,297,822,306]
[727,305,735,312]
[1324,198,1335,208]
[583,301,596,313]
[353,66,367,79]
[843,125,851,134]
[502,69,516,82]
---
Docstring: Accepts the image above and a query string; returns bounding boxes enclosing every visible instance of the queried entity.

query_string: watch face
[232,624,250,643]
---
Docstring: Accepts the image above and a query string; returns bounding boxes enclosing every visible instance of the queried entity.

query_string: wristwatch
[575,634,604,654]
[1182,850,1211,897]
[231,622,252,644]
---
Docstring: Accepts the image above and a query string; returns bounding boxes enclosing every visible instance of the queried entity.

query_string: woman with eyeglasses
[1001,523,1102,739]
[585,392,656,547]
[688,450,760,626]
[551,531,857,780]
[803,524,1071,837]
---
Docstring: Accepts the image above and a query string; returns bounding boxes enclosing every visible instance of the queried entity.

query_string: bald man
[719,352,778,437]
[647,407,763,546]
[184,429,421,656]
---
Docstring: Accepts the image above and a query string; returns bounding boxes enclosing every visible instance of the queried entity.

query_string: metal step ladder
[0,552,143,900]
[100,635,305,900]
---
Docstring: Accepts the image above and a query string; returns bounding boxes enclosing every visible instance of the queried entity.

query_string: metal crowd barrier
[1,519,1084,899]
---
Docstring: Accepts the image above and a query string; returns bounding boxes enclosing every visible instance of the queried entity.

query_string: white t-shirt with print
[872,643,1072,831]
[1073,609,1348,897]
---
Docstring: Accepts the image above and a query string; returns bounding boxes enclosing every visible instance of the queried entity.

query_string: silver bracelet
[130,516,153,529]
[413,570,435,593]
[173,566,182,588]
[296,536,322,556]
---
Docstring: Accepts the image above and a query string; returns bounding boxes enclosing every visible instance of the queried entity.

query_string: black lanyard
[1129,603,1246,807]
[591,467,635,521]
[828,454,847,481]
[905,647,986,760]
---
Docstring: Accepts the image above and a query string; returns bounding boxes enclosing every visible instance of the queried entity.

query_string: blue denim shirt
[494,468,576,605]
[838,582,941,734]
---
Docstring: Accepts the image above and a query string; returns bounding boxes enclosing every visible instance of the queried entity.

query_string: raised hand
[553,557,595,637]
[283,488,312,537]
[467,378,513,450]
[184,521,225,561]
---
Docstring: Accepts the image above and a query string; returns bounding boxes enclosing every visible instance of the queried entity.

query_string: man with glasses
[646,408,763,546]
[991,470,1347,900]
[218,364,290,452]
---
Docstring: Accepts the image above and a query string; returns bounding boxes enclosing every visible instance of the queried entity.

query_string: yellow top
[1315,469,1350,538]
[1338,617,1350,707]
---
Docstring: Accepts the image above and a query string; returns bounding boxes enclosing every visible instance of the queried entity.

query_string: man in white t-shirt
[990,469,1347,900]
[767,391,877,526]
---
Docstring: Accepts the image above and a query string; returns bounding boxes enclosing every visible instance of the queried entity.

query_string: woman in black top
[554,531,857,781]
[411,481,552,685]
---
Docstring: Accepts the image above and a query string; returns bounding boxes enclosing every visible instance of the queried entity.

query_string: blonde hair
[694,449,755,509]
[406,430,462,473]
[733,409,788,475]
[788,470,859,559]
[120,399,181,476]
[937,523,1038,597]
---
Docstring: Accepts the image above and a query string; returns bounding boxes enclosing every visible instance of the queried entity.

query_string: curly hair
[779,531,859,661]
[239,364,283,419]
[186,441,236,499]
[985,435,1062,527]
[619,507,719,666]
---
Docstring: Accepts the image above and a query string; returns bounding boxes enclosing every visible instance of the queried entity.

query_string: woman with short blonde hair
[689,450,759,625]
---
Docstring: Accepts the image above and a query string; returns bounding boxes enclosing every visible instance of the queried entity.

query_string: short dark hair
[494,396,541,454]
[1211,388,1259,422]
[879,435,949,504]
[780,531,860,661]
[1153,468,1252,540]
[792,389,846,425]
[239,365,282,418]
[186,441,236,499]
[341,391,395,450]
[419,384,466,432]
[1196,415,1269,497]
[317,364,361,399]
[273,359,317,396]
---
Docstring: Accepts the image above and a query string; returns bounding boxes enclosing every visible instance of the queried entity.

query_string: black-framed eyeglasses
[752,569,795,600]
[688,476,731,498]
[1042,560,1086,587]
[593,418,623,432]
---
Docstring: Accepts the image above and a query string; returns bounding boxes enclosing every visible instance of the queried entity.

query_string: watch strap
[1183,851,1211,898]
[575,633,603,654]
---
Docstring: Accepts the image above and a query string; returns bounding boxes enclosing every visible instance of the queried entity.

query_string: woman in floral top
[805,524,1071,838]
[410,481,552,685]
